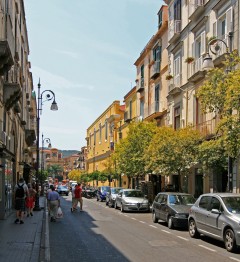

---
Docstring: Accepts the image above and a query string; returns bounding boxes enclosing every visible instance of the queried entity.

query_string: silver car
[106,187,123,207]
[115,189,150,212]
[188,193,240,252]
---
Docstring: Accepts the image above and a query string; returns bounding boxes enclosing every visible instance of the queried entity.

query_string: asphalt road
[48,194,240,262]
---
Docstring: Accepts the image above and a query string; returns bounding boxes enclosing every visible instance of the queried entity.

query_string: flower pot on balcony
[166,75,173,80]
[208,36,217,45]
[185,57,195,63]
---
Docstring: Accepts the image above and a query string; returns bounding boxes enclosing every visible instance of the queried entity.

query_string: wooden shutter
[213,21,217,37]
[226,7,233,34]
[200,31,206,55]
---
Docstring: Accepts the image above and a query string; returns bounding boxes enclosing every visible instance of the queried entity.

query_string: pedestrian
[14,177,28,224]
[46,185,54,214]
[73,183,83,212]
[71,184,76,212]
[25,183,37,217]
[47,186,60,222]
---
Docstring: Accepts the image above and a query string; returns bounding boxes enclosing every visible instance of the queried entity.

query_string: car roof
[198,193,240,197]
[157,192,193,195]
[121,189,141,192]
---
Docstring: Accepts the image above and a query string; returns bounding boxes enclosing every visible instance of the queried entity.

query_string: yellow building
[86,101,124,186]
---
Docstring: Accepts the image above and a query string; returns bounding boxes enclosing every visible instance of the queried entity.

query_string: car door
[116,191,123,207]
[204,196,222,238]
[154,194,162,219]
[195,196,211,232]
[159,194,168,221]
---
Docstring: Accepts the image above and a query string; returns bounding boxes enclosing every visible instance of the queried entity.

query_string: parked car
[188,193,240,252]
[96,186,111,201]
[115,189,150,212]
[82,188,97,198]
[152,192,195,229]
[106,187,123,207]
[57,185,69,196]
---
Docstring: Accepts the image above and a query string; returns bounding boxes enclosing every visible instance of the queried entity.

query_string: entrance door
[195,173,203,198]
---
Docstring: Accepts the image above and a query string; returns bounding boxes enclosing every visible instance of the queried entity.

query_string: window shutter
[200,31,206,55]
[226,7,233,34]
[192,41,195,57]
[213,21,217,37]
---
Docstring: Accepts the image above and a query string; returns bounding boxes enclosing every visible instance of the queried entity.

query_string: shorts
[15,198,26,211]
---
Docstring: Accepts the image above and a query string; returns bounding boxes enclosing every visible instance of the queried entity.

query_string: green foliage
[113,121,158,177]
[196,50,240,158]
[47,164,63,177]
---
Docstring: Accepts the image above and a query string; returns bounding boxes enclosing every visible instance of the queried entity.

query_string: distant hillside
[60,150,80,158]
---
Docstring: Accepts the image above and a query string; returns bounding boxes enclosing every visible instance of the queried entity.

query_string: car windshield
[169,194,195,205]
[124,191,144,198]
[111,188,121,194]
[222,196,240,214]
[102,187,110,192]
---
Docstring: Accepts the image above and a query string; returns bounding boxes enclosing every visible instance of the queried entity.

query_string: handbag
[57,206,63,218]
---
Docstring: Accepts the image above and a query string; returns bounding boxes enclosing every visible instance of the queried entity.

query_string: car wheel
[152,211,158,223]
[106,200,108,206]
[167,216,174,229]
[120,203,125,213]
[224,228,237,252]
[97,197,99,201]
[108,200,112,208]
[189,219,199,238]
[66,193,68,196]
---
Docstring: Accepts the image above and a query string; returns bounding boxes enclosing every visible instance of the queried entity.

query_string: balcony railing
[189,56,203,77]
[137,78,144,92]
[150,61,160,79]
[194,119,217,137]
[168,20,181,43]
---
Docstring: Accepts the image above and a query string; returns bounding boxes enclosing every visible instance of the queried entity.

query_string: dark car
[96,186,111,201]
[57,185,69,196]
[106,187,123,207]
[152,192,195,229]
[188,193,240,252]
[82,188,97,198]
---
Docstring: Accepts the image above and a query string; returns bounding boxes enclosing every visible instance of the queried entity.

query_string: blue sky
[24,0,164,150]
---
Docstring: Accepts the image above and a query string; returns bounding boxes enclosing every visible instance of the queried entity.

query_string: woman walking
[47,186,60,222]
[25,183,36,217]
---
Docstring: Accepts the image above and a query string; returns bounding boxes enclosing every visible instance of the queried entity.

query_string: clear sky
[24,0,164,150]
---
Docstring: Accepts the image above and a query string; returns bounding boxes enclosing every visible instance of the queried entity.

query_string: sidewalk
[0,196,47,262]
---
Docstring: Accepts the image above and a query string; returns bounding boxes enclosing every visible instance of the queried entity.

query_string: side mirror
[211,209,221,214]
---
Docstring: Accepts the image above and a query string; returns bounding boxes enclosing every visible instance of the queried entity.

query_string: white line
[131,217,136,220]
[124,214,128,217]
[230,257,240,262]
[198,245,216,252]
[139,221,146,224]
[149,225,157,228]
[161,229,171,234]
[177,236,189,241]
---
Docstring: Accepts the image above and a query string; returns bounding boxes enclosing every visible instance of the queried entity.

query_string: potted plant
[208,36,217,45]
[166,74,173,80]
[185,57,195,63]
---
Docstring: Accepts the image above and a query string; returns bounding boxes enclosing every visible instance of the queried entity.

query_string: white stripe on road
[149,225,157,228]
[230,257,240,262]
[131,217,136,220]
[161,229,171,234]
[177,236,189,241]
[198,245,216,252]
[139,221,146,224]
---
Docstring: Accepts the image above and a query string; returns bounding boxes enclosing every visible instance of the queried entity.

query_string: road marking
[198,245,216,252]
[149,225,157,228]
[161,229,171,234]
[177,236,189,241]
[124,214,128,217]
[139,221,145,224]
[131,217,136,220]
[230,257,240,262]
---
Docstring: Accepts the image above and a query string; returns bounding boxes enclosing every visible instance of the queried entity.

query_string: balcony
[25,129,36,147]
[194,119,217,139]
[144,101,167,121]
[137,78,144,92]
[150,61,160,79]
[189,0,205,21]
[124,111,132,123]
[3,65,22,110]
[188,56,205,82]
[168,75,182,95]
[0,15,15,75]
[168,20,181,44]
[211,35,229,67]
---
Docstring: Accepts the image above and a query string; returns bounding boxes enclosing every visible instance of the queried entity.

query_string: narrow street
[48,195,240,262]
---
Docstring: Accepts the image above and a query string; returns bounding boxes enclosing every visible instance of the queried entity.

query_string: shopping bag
[57,206,63,218]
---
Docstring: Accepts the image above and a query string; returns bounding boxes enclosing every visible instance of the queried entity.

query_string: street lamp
[34,79,58,211]
[41,134,52,180]
[202,32,234,192]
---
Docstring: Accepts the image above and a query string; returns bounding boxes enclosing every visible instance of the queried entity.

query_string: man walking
[14,177,28,224]
[47,186,60,222]
[73,183,83,212]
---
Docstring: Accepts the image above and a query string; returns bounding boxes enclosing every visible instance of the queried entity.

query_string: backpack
[15,184,25,198]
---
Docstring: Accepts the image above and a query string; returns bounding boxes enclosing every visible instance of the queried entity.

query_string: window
[105,120,108,140]
[52,152,57,157]
[174,55,181,86]
[99,123,102,142]
[140,100,144,118]
[192,31,206,59]
[213,7,232,40]
[140,64,144,79]
[155,85,160,112]
[199,196,210,210]
[174,106,181,130]
[209,197,221,211]
[158,10,163,28]
[174,0,181,20]
[129,100,132,119]
[94,128,96,145]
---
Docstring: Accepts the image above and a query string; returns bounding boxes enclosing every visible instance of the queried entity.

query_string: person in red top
[73,183,83,211]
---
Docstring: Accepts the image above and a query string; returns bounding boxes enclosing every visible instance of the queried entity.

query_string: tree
[68,169,82,182]
[145,127,202,191]
[47,164,63,180]
[196,50,240,159]
[113,121,158,187]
